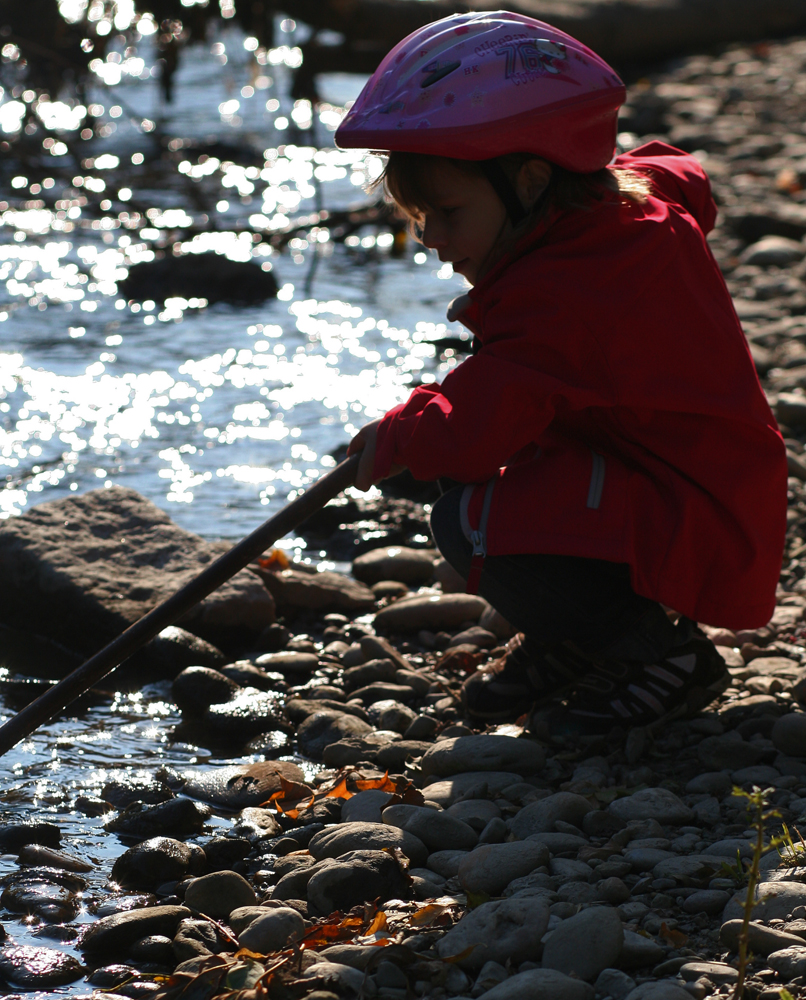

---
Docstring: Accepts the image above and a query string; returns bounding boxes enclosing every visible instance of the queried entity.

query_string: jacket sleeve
[373,348,605,483]
[617,142,717,235]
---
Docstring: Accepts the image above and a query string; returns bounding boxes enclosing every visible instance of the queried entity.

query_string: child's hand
[347,419,404,492]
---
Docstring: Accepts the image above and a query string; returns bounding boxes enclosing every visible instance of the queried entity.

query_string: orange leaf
[257,548,290,570]
[324,777,354,801]
[442,944,477,964]
[283,792,314,820]
[409,904,448,927]
[355,771,396,793]
[365,910,388,935]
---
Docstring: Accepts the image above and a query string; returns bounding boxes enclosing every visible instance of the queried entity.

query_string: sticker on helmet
[496,39,567,81]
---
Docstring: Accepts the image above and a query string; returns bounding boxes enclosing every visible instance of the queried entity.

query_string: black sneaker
[461,633,594,722]
[528,636,729,739]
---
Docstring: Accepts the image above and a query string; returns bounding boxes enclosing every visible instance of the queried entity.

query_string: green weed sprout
[730,786,786,1000]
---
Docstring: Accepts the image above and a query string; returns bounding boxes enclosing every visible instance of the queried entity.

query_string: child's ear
[516,159,552,209]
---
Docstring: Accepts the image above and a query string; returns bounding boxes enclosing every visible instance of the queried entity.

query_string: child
[337,11,788,737]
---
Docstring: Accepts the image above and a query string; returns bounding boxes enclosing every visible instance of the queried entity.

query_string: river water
[0,20,467,994]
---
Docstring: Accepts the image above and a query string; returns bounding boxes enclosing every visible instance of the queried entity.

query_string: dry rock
[509,792,595,838]
[238,906,305,952]
[254,565,375,613]
[308,821,428,867]
[436,896,550,970]
[382,804,478,852]
[306,849,411,916]
[482,968,594,1000]
[183,870,256,918]
[457,840,550,895]
[351,546,436,585]
[542,905,624,981]
[374,592,489,632]
[772,712,806,757]
[420,735,545,778]
[181,761,308,809]
[608,788,693,825]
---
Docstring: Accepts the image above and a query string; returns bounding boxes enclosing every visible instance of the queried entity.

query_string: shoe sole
[646,667,731,734]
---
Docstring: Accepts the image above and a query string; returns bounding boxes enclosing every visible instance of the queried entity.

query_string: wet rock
[483,968,593,1000]
[86,964,137,988]
[420,735,545,778]
[309,822,428,867]
[351,546,436,585]
[81,904,191,955]
[286,698,369,724]
[341,790,396,824]
[105,797,209,838]
[0,823,60,853]
[297,710,373,760]
[720,918,806,955]
[436,896,550,970]
[172,917,230,960]
[18,845,91,873]
[203,689,287,742]
[543,905,624,981]
[111,838,202,889]
[342,658,398,691]
[369,699,418,733]
[145,626,227,673]
[772,712,806,757]
[181,761,308,809]
[254,566,375,613]
[307,849,411,916]
[200,837,251,872]
[120,252,278,305]
[231,806,283,841]
[101,777,175,809]
[321,732,400,768]
[351,682,415,705]
[254,651,319,677]
[183,870,256,918]
[510,793,595,838]
[1,878,79,922]
[374,593,489,632]
[457,841,549,896]
[383,804,478,852]
[608,788,693,825]
[172,666,240,714]
[238,906,305,952]
[0,487,274,656]
[0,945,83,988]
[722,880,806,921]
[422,771,524,807]
[222,661,285,691]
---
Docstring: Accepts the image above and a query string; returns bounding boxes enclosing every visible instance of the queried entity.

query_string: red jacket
[374,143,788,629]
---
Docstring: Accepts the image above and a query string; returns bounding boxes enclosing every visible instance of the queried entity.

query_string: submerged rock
[101,777,175,809]
[17,845,92,873]
[1,877,79,922]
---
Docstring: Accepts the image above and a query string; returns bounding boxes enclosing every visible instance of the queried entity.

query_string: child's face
[418,160,510,285]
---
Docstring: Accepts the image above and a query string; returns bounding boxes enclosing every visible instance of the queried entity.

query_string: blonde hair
[378,151,652,241]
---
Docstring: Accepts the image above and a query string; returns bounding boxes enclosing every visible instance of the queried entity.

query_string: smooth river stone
[0,823,60,853]
[104,797,209,838]
[542,905,624,982]
[254,651,319,676]
[382,804,478,852]
[0,945,83,988]
[422,772,524,807]
[81,904,191,955]
[18,845,92,873]
[608,788,693,825]
[374,593,489,632]
[482,969,594,1000]
[436,896,550,970]
[111,837,203,889]
[180,761,309,808]
[183,871,256,918]
[297,711,373,760]
[352,546,437,585]
[509,792,595,838]
[203,688,286,740]
[772,713,806,757]
[420,735,545,778]
[307,821,428,868]
[723,880,806,922]
[307,849,412,917]
[458,841,550,896]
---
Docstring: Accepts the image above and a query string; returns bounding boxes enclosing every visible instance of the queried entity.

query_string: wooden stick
[0,453,360,759]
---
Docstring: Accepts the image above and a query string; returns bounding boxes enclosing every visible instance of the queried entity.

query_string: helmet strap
[480,159,527,226]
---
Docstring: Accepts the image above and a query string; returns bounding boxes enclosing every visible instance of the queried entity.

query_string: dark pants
[430,486,690,663]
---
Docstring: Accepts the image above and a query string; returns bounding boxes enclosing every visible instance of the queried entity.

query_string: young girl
[337,11,788,738]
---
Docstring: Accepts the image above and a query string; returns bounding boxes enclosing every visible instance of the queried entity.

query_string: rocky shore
[8,31,806,1000]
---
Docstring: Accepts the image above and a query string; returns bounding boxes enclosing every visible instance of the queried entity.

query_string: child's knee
[430,487,472,574]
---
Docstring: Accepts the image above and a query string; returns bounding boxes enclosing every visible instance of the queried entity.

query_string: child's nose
[421,217,447,249]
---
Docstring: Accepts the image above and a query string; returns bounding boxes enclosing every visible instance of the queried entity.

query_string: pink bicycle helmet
[335,10,625,173]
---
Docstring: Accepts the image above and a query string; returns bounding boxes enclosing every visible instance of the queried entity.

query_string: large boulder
[0,487,275,657]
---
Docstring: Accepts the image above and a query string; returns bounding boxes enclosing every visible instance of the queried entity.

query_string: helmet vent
[421,60,461,88]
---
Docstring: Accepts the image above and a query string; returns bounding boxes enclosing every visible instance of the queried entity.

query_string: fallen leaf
[660,922,688,947]
[256,548,289,570]
[409,903,449,927]
[323,776,354,801]
[365,910,388,935]
[442,944,477,964]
